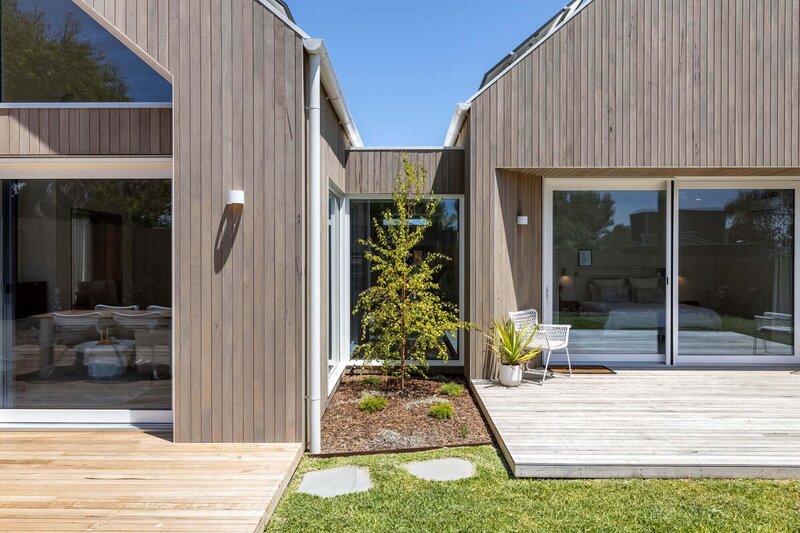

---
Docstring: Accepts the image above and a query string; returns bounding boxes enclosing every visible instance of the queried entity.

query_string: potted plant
[487,319,540,387]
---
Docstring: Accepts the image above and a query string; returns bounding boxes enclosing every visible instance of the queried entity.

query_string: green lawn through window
[267,445,800,532]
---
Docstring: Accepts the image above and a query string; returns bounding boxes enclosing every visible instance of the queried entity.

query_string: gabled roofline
[443,0,596,146]
[258,2,363,147]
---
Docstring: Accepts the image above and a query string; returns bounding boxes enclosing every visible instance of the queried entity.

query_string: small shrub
[427,401,454,420]
[361,376,382,386]
[459,424,470,438]
[439,382,465,397]
[359,393,387,413]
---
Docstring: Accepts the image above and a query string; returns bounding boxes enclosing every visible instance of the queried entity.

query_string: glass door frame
[542,178,672,365]
[0,158,173,427]
[671,178,800,366]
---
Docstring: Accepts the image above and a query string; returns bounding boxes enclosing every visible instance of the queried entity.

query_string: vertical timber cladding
[0,108,172,156]
[466,0,800,378]
[79,0,306,443]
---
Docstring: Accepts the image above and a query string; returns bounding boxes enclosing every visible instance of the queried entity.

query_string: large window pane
[2,179,172,410]
[0,0,172,102]
[349,198,461,359]
[553,190,667,355]
[678,189,794,355]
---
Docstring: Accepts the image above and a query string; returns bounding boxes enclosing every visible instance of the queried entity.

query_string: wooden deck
[0,431,303,532]
[472,369,800,478]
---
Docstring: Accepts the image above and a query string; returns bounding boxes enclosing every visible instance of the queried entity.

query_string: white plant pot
[499,364,523,387]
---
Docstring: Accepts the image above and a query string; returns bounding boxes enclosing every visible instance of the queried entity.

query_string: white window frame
[345,194,466,367]
[542,178,671,364]
[0,158,174,427]
[671,177,800,365]
[327,184,348,390]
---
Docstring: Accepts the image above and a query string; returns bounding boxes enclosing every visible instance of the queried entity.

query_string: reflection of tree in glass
[1,0,129,101]
[725,190,794,252]
[554,191,615,250]
[23,181,171,227]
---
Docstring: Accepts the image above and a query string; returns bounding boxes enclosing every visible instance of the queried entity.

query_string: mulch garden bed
[320,374,493,454]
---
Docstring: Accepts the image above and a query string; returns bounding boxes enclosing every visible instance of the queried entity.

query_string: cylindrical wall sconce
[516,215,528,226]
[226,190,245,206]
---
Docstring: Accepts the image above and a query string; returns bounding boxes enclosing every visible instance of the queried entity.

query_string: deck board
[0,431,302,532]
[472,369,800,478]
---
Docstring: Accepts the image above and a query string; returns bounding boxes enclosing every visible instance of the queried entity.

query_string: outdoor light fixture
[516,215,529,226]
[226,190,245,206]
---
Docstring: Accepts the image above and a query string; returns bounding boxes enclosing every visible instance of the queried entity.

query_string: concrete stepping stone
[405,458,475,481]
[297,466,372,498]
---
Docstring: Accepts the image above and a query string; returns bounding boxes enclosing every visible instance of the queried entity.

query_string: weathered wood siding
[345,148,465,195]
[0,108,172,156]
[80,0,306,443]
[466,0,800,377]
[320,87,349,408]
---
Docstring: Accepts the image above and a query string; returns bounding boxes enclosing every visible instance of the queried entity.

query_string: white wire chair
[146,305,172,312]
[113,312,170,379]
[509,309,572,384]
[754,313,794,354]
[95,304,140,311]
[509,308,538,332]
[51,312,102,375]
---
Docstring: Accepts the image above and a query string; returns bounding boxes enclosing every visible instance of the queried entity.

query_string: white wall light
[516,215,529,226]
[226,189,245,206]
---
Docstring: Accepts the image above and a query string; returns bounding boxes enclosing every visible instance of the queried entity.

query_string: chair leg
[540,350,552,385]
[565,347,573,377]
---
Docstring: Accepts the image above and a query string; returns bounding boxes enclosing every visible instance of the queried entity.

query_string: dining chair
[113,312,170,379]
[146,305,172,312]
[51,312,102,374]
[95,304,140,311]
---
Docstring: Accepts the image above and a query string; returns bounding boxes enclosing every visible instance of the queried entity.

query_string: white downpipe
[305,40,323,454]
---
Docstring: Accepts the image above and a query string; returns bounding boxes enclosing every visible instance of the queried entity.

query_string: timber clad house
[1,0,799,476]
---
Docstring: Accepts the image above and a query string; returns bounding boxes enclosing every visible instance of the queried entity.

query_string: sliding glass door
[673,181,798,364]
[544,180,670,363]
[544,178,799,365]
[0,169,172,424]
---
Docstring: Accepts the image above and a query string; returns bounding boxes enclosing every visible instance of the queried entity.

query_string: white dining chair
[95,304,140,311]
[146,305,172,312]
[113,312,170,379]
[51,312,102,374]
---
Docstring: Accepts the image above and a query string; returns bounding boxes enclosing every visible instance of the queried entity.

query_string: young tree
[354,156,472,389]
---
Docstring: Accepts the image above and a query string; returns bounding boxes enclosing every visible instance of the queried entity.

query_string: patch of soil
[321,375,493,454]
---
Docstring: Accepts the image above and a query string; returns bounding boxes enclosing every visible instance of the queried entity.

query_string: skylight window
[0,0,171,104]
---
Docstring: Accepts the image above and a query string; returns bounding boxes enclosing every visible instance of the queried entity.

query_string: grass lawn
[267,445,800,533]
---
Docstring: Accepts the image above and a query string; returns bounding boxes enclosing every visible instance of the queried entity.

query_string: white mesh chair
[95,304,140,311]
[509,309,572,384]
[509,309,538,332]
[536,325,572,384]
[146,305,172,312]
[51,312,102,374]
[113,312,170,379]
[754,313,794,354]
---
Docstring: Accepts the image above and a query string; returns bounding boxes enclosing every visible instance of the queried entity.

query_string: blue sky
[289,0,566,147]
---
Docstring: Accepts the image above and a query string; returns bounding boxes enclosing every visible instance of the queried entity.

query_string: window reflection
[553,190,667,355]
[678,189,794,355]
[349,198,461,359]
[0,0,172,102]
[4,179,172,409]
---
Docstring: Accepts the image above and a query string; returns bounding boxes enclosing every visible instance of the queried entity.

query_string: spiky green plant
[353,156,474,389]
[486,319,541,366]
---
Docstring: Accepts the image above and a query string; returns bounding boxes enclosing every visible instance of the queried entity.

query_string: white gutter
[313,41,363,147]
[443,103,471,147]
[304,40,323,455]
